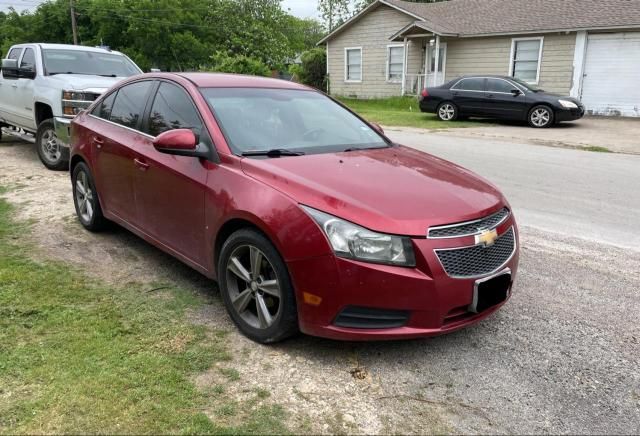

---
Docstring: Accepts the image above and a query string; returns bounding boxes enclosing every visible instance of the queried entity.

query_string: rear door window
[453,78,486,91]
[7,48,22,60]
[92,92,117,120]
[108,81,153,130]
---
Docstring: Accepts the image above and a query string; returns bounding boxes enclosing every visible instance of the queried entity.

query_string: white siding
[328,4,416,98]
[444,33,575,94]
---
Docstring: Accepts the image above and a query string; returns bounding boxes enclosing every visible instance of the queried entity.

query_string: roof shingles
[384,0,640,36]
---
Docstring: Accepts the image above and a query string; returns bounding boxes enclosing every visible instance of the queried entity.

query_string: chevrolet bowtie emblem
[475,229,498,247]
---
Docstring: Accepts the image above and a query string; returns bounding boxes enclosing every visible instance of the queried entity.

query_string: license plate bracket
[469,269,512,313]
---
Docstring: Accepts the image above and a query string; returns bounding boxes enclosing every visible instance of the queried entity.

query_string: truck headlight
[558,99,578,109]
[62,90,98,117]
[302,206,416,267]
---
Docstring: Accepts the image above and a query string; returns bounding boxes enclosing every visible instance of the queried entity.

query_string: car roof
[172,72,311,90]
[12,43,124,56]
[456,75,518,80]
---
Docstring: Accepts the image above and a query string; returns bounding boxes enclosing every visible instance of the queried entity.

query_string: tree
[0,0,324,72]
[290,48,327,90]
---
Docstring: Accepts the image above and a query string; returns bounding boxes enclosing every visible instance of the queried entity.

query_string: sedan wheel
[529,105,553,128]
[226,244,282,329]
[437,102,457,121]
[218,229,298,343]
[72,162,108,231]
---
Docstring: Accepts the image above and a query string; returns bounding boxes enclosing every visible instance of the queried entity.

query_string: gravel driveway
[1,137,638,434]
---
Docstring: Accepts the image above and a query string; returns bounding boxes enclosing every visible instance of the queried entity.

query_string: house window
[345,47,362,82]
[387,45,404,82]
[510,37,543,83]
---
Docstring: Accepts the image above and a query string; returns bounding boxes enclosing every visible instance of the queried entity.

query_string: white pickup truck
[0,43,142,170]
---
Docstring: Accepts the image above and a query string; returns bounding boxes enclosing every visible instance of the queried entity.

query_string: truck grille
[435,227,516,278]
[428,208,510,238]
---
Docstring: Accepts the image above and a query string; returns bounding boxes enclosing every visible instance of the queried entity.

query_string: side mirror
[19,65,36,79]
[153,129,209,158]
[511,89,522,96]
[1,59,19,80]
[371,123,384,135]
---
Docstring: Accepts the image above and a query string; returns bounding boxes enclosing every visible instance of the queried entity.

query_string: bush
[202,52,271,77]
[291,48,326,90]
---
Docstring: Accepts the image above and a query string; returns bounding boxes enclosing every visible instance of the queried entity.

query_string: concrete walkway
[386,116,640,154]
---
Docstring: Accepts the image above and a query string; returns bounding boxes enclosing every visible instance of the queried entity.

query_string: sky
[280,0,321,19]
[2,0,321,16]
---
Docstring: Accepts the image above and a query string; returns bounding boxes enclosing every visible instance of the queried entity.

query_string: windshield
[43,49,141,77]
[201,88,388,156]
[510,77,541,92]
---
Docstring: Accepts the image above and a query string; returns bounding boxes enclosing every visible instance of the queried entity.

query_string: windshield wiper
[241,149,305,158]
[98,74,117,77]
[48,72,98,76]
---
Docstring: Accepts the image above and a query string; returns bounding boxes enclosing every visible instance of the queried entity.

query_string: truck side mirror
[19,64,36,79]
[1,59,19,80]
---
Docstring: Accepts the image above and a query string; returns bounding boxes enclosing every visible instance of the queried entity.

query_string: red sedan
[69,73,519,343]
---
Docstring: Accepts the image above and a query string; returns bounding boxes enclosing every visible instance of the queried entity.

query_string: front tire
[218,229,298,343]
[72,162,108,231]
[528,105,554,128]
[436,102,458,122]
[36,119,68,171]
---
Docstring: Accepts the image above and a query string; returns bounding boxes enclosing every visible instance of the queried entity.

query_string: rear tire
[528,105,554,128]
[36,119,68,171]
[436,102,458,121]
[72,162,108,231]
[218,228,298,343]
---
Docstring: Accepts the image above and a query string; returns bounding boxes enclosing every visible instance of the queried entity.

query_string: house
[319,0,640,117]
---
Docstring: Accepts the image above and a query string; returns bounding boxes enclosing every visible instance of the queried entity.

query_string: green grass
[0,195,289,435]
[580,145,612,153]
[338,96,482,129]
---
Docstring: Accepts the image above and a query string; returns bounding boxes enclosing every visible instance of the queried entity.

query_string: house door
[426,43,447,87]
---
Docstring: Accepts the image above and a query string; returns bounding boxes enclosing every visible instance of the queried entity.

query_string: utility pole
[70,0,78,45]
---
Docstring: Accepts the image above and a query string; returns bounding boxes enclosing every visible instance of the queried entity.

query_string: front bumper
[54,116,72,148]
[288,219,519,340]
[556,106,585,122]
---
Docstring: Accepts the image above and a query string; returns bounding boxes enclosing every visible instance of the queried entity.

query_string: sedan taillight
[421,89,429,98]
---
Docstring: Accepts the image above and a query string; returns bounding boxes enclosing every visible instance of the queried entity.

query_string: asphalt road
[387,128,640,251]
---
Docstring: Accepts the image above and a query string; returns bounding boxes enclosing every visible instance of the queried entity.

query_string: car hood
[241,145,506,236]
[46,74,125,92]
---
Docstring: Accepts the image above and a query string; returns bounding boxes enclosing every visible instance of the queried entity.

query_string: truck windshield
[43,49,141,77]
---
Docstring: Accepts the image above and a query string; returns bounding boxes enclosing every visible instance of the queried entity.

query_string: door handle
[134,158,149,171]
[486,94,495,99]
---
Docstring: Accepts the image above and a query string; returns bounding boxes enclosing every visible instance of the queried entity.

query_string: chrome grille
[435,227,516,278]
[428,208,510,238]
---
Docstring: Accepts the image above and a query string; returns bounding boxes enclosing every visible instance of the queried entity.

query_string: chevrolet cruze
[69,73,519,343]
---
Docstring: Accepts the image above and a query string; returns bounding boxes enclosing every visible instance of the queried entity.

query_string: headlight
[62,90,98,117]
[558,99,578,109]
[302,206,416,267]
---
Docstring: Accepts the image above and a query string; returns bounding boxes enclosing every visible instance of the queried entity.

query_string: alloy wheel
[75,170,94,223]
[530,108,551,127]
[40,129,61,163]
[225,244,282,329]
[439,103,455,121]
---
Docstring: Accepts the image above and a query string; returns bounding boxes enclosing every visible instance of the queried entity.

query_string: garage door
[581,32,640,117]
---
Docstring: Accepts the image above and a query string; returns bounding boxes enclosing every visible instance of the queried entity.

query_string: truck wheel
[36,119,68,171]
